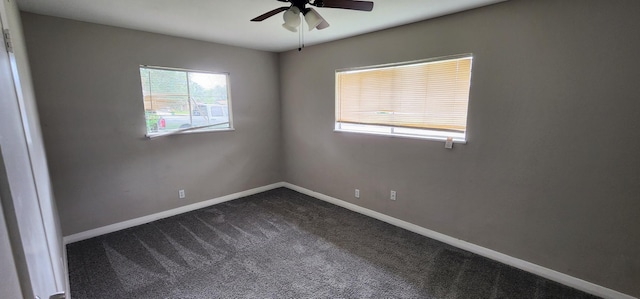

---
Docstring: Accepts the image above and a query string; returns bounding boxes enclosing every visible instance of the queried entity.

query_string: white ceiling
[16,0,506,52]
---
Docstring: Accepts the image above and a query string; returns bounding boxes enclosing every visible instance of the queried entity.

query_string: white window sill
[146,127,234,139]
[334,123,467,144]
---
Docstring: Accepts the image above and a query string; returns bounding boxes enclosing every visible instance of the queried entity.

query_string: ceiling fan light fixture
[282,6,301,32]
[303,8,323,31]
[316,19,330,30]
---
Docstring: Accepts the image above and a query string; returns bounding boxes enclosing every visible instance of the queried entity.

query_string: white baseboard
[62,182,285,244]
[282,183,635,299]
[62,181,634,299]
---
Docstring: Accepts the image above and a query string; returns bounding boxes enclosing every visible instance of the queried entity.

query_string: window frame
[139,65,234,139]
[334,54,473,144]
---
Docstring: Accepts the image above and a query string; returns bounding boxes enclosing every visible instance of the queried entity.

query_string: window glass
[139,66,232,136]
[211,106,223,117]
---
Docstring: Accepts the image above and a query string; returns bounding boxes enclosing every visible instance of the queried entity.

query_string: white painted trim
[281,182,636,299]
[62,182,285,244]
[62,181,635,299]
[62,245,71,299]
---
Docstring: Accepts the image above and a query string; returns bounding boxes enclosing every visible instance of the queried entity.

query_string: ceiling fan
[251,0,374,32]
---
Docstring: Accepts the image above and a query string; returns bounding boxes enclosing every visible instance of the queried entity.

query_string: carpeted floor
[67,188,599,298]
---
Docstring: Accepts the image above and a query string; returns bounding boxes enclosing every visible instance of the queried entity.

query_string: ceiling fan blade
[313,0,374,12]
[251,6,289,22]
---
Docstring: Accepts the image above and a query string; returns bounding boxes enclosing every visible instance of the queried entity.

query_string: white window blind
[335,55,473,141]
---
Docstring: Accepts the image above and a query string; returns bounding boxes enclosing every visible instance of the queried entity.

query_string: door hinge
[3,29,13,53]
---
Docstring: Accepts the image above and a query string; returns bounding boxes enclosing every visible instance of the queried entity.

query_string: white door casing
[0,192,23,299]
[0,0,67,297]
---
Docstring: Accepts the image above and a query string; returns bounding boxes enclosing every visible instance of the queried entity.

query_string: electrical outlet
[179,189,185,199]
[390,190,397,200]
[355,189,360,198]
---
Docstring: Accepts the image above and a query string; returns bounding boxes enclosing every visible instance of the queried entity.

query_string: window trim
[146,124,235,139]
[139,65,234,139]
[334,53,473,143]
[334,123,467,144]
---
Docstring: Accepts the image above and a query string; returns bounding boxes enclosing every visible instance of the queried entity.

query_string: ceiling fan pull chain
[298,23,301,51]
[298,20,305,51]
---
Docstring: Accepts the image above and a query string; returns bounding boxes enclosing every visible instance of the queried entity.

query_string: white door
[0,0,66,298]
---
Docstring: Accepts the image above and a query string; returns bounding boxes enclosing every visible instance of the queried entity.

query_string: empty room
[0,0,638,298]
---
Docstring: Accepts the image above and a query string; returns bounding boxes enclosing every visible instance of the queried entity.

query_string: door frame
[0,0,67,298]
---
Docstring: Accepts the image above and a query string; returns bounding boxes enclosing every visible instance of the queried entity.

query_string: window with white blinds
[335,54,473,142]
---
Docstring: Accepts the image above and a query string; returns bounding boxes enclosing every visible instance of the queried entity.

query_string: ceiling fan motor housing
[291,0,312,12]
[250,0,373,22]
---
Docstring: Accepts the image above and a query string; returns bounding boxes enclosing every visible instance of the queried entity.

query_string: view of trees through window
[139,66,232,135]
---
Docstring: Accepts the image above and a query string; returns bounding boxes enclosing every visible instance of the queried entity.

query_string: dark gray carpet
[67,188,599,298]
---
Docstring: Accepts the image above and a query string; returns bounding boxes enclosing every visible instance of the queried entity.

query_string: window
[335,54,473,142]
[210,106,223,117]
[139,66,232,137]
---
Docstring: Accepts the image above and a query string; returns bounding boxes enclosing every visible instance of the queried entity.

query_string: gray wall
[280,0,639,296]
[21,13,282,236]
